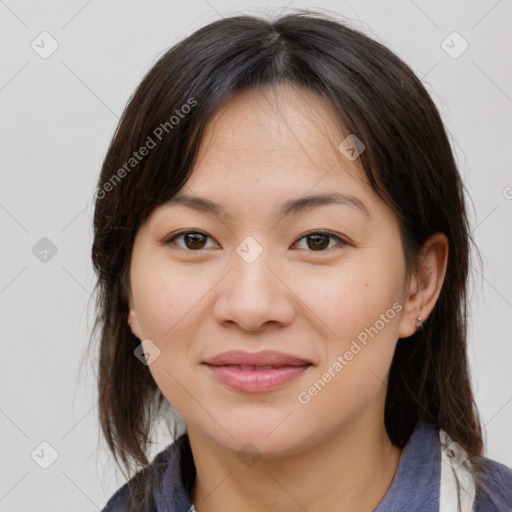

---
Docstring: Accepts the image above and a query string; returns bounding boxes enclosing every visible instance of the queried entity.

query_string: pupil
[185,233,206,249]
[308,234,329,250]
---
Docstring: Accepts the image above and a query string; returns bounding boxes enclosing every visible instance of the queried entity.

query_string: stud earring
[417,316,423,331]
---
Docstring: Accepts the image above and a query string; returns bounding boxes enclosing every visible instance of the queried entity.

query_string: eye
[164,230,348,252]
[165,230,219,251]
[292,231,347,251]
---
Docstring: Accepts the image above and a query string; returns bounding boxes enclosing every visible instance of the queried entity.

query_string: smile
[203,350,313,393]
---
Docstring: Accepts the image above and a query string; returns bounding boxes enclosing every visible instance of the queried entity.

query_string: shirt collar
[375,422,440,511]
[153,422,440,512]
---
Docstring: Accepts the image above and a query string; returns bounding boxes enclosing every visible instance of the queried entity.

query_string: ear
[127,293,143,340]
[398,233,449,338]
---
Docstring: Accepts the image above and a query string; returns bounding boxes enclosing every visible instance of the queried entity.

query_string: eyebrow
[166,191,370,219]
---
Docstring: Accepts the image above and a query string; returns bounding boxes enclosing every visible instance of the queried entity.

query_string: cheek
[130,262,201,412]
[293,268,402,422]
[294,258,403,396]
[290,257,403,342]
[131,256,213,339]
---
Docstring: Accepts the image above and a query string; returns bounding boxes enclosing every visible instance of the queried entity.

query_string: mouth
[203,350,313,393]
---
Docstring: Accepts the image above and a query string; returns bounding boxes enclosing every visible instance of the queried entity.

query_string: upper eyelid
[292,231,348,250]
[165,229,217,242]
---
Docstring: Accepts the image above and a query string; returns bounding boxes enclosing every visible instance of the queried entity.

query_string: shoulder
[101,438,184,512]
[101,479,137,512]
[473,455,512,511]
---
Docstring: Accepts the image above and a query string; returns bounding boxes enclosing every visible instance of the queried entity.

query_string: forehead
[186,85,374,208]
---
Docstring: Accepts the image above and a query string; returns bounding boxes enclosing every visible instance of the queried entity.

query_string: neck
[187,414,402,512]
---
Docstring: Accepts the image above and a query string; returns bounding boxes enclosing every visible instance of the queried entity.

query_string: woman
[92,11,512,512]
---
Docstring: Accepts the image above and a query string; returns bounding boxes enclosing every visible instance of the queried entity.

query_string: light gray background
[1,0,511,510]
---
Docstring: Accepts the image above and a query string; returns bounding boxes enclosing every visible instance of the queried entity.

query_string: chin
[194,413,312,459]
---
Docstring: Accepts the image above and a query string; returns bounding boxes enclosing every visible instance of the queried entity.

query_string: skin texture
[128,84,449,512]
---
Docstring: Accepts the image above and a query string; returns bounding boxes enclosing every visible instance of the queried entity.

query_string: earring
[416,316,423,331]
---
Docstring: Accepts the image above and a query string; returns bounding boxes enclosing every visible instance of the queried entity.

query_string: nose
[213,249,296,332]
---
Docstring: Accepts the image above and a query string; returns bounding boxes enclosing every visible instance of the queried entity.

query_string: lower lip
[204,364,311,393]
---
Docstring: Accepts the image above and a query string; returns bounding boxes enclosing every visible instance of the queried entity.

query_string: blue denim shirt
[102,422,512,511]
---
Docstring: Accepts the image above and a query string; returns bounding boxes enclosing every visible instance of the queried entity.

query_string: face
[128,85,415,457]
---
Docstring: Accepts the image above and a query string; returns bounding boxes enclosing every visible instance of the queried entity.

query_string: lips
[204,350,311,367]
[203,350,312,393]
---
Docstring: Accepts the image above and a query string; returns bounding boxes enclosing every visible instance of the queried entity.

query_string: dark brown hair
[91,10,482,509]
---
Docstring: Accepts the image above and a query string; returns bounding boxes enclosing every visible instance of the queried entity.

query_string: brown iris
[306,234,330,250]
[184,233,208,250]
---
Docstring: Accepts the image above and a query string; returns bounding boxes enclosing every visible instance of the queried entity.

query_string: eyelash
[164,230,349,253]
